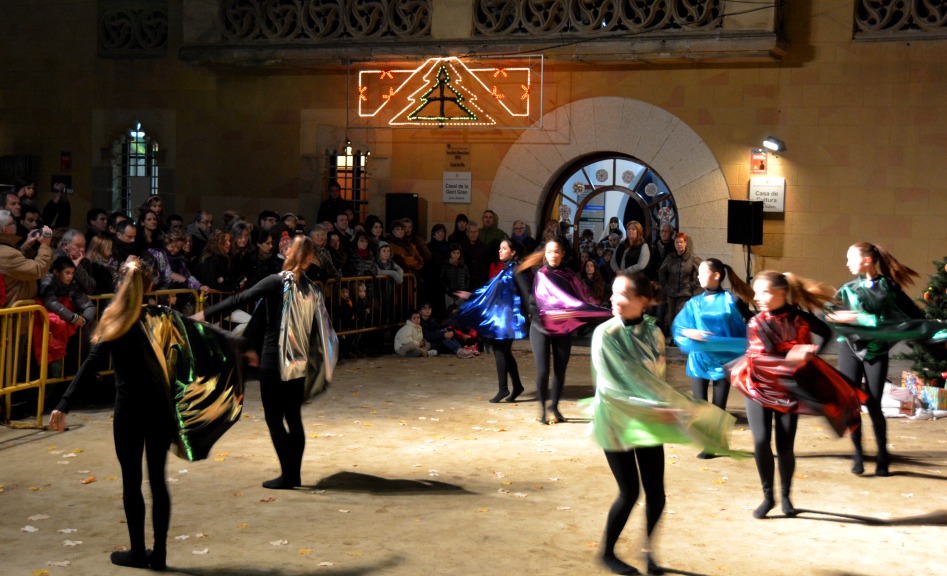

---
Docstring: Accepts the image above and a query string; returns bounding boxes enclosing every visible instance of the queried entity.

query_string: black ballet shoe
[600,553,640,575]
[507,385,525,402]
[647,555,665,575]
[147,548,167,571]
[536,411,549,425]
[851,453,865,475]
[262,475,300,490]
[875,462,891,477]
[110,550,149,569]
[781,497,798,517]
[696,451,716,459]
[549,408,567,424]
[753,498,775,519]
[489,391,510,403]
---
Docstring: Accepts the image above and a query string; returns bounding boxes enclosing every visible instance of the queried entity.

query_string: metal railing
[1,275,417,426]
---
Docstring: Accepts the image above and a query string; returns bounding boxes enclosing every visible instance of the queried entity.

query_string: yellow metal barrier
[1,274,418,427]
[0,304,50,426]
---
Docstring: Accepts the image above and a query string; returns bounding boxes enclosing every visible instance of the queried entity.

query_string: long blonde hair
[754,269,836,313]
[92,258,152,344]
[283,235,316,278]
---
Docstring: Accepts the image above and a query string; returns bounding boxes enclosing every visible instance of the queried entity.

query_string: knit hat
[279,231,293,252]
[377,240,390,249]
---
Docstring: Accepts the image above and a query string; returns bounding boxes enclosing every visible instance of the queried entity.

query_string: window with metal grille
[111,122,159,215]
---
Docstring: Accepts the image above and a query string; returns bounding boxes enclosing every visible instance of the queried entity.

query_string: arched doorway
[487,97,734,267]
[541,153,678,252]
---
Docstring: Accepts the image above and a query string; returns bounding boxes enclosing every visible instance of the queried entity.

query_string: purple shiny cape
[534,266,611,335]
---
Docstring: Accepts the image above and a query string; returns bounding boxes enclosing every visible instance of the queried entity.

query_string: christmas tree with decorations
[901,256,947,385]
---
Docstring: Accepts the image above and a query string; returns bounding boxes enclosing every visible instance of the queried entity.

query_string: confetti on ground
[493,471,506,479]
[428,470,439,477]
[175,535,191,541]
[338,509,350,513]
[30,570,49,576]
[167,477,180,483]
[712,478,727,484]
[178,469,188,475]
[557,506,572,511]
[80,476,97,485]
[192,548,209,555]
[512,492,528,498]
[901,493,914,498]
[71,449,84,454]
[196,533,208,538]
[318,561,334,566]
[47,561,71,567]
[63,454,76,459]
[28,514,49,521]
[105,476,118,481]
[498,489,510,494]
[297,548,312,555]
[58,529,77,534]
[63,540,82,546]
[793,474,808,479]
[238,523,249,529]
[260,497,277,503]
[270,539,288,546]
[21,525,38,533]
[476,508,489,512]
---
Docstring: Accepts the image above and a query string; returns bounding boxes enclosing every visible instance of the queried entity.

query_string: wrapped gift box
[901,371,924,397]
[921,386,947,410]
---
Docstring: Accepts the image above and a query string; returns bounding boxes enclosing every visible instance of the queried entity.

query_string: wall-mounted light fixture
[762,136,785,154]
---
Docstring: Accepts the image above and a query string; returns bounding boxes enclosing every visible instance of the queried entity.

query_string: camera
[64,188,74,195]
[42,229,52,238]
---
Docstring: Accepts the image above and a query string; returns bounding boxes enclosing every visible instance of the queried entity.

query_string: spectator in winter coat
[658,232,702,339]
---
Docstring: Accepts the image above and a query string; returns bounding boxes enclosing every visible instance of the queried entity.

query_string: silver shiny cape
[278,271,338,399]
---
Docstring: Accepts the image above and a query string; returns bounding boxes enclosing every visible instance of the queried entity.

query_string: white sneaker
[426,350,438,357]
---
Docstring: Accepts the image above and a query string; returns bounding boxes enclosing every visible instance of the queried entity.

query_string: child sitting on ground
[418,301,474,358]
[393,311,437,357]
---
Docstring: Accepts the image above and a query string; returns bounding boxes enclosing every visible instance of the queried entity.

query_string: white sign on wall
[443,172,471,204]
[749,177,786,213]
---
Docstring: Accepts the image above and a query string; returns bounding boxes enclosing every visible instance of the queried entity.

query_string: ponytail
[851,242,918,288]
[92,258,152,344]
[755,269,836,313]
[704,258,755,304]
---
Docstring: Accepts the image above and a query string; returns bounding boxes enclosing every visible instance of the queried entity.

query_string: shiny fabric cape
[453,261,526,340]
[534,266,611,335]
[830,276,947,360]
[278,271,338,400]
[581,316,745,456]
[140,306,244,462]
[672,291,748,381]
[730,309,867,436]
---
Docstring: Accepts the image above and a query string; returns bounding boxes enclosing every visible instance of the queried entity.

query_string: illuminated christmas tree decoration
[349,56,543,129]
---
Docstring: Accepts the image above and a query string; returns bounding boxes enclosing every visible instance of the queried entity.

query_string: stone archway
[488,97,735,264]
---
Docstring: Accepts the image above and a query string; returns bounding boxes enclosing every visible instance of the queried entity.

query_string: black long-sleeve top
[54,309,175,436]
[203,273,285,371]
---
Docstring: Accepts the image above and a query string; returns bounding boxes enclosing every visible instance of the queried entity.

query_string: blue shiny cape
[453,261,526,340]
[672,291,749,380]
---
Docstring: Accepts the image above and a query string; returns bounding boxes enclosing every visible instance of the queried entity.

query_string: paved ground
[1,343,946,576]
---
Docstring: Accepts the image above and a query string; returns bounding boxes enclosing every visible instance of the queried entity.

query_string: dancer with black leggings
[731,271,865,519]
[586,272,738,575]
[519,237,610,424]
[672,258,754,459]
[453,238,529,402]
[197,235,335,489]
[50,258,244,570]
[827,242,942,477]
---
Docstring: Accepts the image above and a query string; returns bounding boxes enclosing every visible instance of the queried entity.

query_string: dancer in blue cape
[453,238,530,402]
[582,271,742,575]
[672,258,753,457]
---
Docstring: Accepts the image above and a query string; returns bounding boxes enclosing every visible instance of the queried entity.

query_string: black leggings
[113,408,171,555]
[837,344,888,458]
[602,447,666,555]
[492,338,522,394]
[529,328,572,412]
[691,377,731,410]
[260,368,306,483]
[745,398,798,500]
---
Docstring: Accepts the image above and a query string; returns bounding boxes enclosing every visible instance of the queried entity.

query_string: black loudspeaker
[727,200,764,246]
[386,193,426,232]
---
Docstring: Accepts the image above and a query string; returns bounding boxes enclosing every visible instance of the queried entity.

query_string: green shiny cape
[582,316,746,457]
[142,306,244,462]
